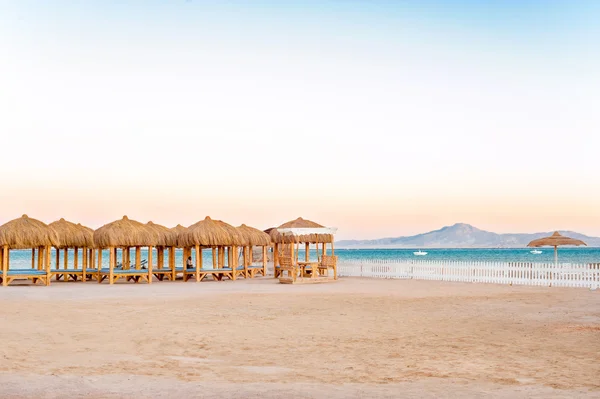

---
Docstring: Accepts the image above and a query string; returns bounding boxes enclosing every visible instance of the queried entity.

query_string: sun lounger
[1,269,50,286]
[182,267,234,282]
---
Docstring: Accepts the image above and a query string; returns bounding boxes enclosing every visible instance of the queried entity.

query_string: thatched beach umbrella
[48,218,95,282]
[237,224,271,278]
[0,215,58,286]
[93,216,159,284]
[527,231,587,265]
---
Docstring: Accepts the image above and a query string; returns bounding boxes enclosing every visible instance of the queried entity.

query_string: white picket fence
[337,260,600,289]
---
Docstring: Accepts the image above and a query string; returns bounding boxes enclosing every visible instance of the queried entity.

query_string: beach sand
[0,278,599,398]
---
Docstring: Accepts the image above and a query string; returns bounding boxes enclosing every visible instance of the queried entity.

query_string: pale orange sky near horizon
[1,2,599,240]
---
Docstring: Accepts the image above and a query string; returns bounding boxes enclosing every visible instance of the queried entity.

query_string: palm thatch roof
[93,216,159,248]
[171,224,188,247]
[179,217,247,247]
[270,217,333,244]
[146,221,178,247]
[49,218,94,248]
[0,214,59,249]
[237,224,271,246]
[77,223,96,248]
[527,231,587,247]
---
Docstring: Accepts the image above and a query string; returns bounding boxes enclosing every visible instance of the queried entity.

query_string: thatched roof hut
[270,217,333,244]
[171,224,188,248]
[49,218,94,249]
[238,224,271,246]
[179,217,247,247]
[93,216,159,248]
[0,214,59,249]
[146,221,177,247]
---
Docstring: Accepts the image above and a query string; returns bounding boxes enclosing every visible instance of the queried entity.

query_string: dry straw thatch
[93,216,159,248]
[49,218,94,248]
[171,224,188,247]
[179,217,248,247]
[527,231,587,247]
[146,221,178,247]
[269,217,333,244]
[0,214,59,249]
[237,224,271,246]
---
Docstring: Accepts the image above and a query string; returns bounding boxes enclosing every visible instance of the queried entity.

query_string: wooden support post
[158,247,164,269]
[109,247,115,285]
[305,243,309,262]
[2,246,8,286]
[195,244,201,282]
[37,246,43,271]
[45,246,51,286]
[74,247,79,270]
[147,246,153,284]
[322,243,326,257]
[262,245,267,276]
[273,243,279,278]
[55,248,60,270]
[135,246,141,270]
[212,247,217,269]
[218,247,225,268]
[331,240,335,256]
[64,248,68,270]
[199,246,203,269]
[82,246,87,282]
[97,248,103,283]
[31,248,36,269]
[170,246,176,281]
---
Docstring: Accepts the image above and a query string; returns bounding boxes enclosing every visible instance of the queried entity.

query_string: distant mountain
[336,223,600,248]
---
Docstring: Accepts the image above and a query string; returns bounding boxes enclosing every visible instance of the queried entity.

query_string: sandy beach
[1,278,599,398]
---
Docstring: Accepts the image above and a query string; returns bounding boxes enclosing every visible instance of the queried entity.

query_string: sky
[1,0,599,240]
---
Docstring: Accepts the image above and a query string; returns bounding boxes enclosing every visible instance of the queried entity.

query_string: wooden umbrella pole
[554,246,558,266]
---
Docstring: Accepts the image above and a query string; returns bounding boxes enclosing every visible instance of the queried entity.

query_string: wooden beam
[97,248,103,283]
[31,248,35,269]
[45,246,51,286]
[212,247,216,269]
[305,243,309,262]
[64,248,68,270]
[195,244,201,282]
[2,246,8,286]
[136,246,141,270]
[262,245,267,276]
[74,247,79,270]
[147,246,153,284]
[109,247,115,285]
[37,246,43,271]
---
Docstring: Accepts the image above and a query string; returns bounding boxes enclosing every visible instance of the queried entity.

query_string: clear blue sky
[1,1,599,239]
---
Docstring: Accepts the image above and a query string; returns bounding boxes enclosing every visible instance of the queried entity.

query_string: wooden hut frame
[145,222,179,281]
[49,218,94,282]
[236,224,270,278]
[93,216,159,284]
[270,218,337,279]
[179,217,248,282]
[0,215,57,286]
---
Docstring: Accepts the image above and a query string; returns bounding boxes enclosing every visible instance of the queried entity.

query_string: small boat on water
[413,250,428,256]
[530,250,542,254]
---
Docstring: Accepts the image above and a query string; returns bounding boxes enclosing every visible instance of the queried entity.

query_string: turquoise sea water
[4,247,600,269]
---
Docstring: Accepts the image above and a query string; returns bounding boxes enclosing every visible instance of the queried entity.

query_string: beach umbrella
[527,232,586,265]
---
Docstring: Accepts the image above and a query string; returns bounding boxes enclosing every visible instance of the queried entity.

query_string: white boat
[530,250,542,254]
[413,250,428,256]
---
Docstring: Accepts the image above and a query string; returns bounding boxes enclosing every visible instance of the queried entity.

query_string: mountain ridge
[336,223,600,248]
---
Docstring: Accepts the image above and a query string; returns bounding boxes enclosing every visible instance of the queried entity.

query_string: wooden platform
[278,276,337,285]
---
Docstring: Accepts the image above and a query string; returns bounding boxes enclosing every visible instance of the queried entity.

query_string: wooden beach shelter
[48,218,95,282]
[527,232,587,265]
[270,217,336,278]
[93,216,159,284]
[146,221,179,281]
[236,224,271,278]
[0,215,58,286]
[178,217,248,282]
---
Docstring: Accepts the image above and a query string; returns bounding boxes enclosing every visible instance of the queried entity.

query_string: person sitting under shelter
[186,256,194,269]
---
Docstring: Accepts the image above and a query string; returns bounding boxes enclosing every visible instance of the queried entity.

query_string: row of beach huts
[0,215,337,286]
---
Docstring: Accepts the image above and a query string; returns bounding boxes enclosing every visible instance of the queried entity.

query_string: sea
[4,247,600,269]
